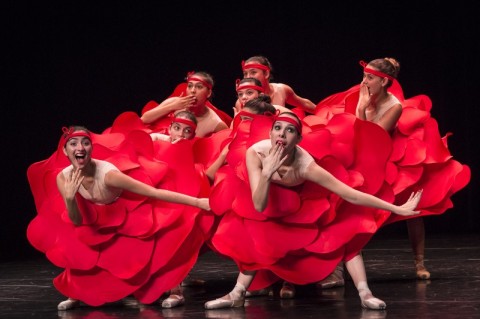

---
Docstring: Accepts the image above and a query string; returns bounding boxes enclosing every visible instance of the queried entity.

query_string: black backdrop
[3,2,478,262]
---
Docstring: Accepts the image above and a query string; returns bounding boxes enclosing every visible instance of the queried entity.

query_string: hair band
[274,116,302,134]
[236,83,264,93]
[241,60,270,72]
[359,60,394,81]
[171,117,197,130]
[186,71,212,89]
[62,127,91,147]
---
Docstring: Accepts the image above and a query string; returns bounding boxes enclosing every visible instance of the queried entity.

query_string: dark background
[3,2,478,262]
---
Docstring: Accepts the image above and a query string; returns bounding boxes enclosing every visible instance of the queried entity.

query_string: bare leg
[345,254,386,310]
[204,271,254,309]
[407,218,430,279]
[162,284,185,308]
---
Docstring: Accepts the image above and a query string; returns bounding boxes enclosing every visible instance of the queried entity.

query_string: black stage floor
[1,232,479,319]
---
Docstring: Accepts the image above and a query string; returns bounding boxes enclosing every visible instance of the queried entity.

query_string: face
[270,114,301,152]
[361,65,387,96]
[237,88,260,107]
[242,65,269,83]
[186,77,211,108]
[169,121,195,142]
[63,136,92,169]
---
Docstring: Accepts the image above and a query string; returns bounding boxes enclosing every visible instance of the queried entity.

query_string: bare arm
[375,104,402,132]
[104,170,210,210]
[306,163,422,216]
[56,169,84,225]
[141,94,196,124]
[205,143,229,184]
[213,121,229,133]
[283,84,316,113]
[246,144,288,212]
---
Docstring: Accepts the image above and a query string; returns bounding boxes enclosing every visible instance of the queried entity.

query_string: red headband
[359,60,394,81]
[62,127,91,146]
[186,71,212,89]
[171,117,197,130]
[235,79,264,93]
[274,115,302,134]
[241,60,270,72]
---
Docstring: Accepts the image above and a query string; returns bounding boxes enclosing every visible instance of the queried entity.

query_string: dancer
[205,112,422,310]
[141,71,229,137]
[236,55,316,115]
[27,126,211,310]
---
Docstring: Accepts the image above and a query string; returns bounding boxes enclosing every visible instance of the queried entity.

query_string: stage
[1,232,479,319]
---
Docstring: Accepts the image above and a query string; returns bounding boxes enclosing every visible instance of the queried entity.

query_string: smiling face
[63,135,92,170]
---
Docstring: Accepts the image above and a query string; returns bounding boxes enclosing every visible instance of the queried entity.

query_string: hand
[173,93,196,110]
[357,84,371,113]
[198,198,211,211]
[260,143,288,179]
[392,190,423,216]
[64,169,84,200]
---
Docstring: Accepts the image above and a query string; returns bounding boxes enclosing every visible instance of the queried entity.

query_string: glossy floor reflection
[1,232,479,319]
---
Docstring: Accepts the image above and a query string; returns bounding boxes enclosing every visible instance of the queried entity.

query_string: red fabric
[26,128,214,306]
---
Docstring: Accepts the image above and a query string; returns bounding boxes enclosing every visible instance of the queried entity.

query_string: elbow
[254,203,266,213]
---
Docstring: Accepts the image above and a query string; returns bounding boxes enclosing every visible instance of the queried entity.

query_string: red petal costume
[26,127,214,306]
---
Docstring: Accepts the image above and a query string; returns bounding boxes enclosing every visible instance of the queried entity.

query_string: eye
[287,127,295,133]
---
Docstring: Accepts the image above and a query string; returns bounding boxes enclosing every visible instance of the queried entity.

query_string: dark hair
[174,110,198,125]
[237,77,262,88]
[244,55,274,81]
[186,71,214,88]
[243,95,276,115]
[367,57,400,88]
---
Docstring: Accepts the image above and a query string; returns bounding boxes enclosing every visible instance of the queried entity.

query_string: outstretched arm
[283,84,316,113]
[306,163,422,216]
[105,170,210,211]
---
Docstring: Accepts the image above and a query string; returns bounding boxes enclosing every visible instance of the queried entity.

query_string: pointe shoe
[57,298,80,310]
[279,282,295,299]
[359,289,386,310]
[204,293,245,310]
[245,288,270,298]
[162,294,185,308]
[316,265,345,289]
[415,256,431,280]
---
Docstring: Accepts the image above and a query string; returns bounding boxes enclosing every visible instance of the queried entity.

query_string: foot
[279,282,295,299]
[316,265,345,289]
[245,288,270,298]
[359,289,386,310]
[204,293,245,310]
[57,298,80,310]
[415,258,431,280]
[162,294,185,308]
